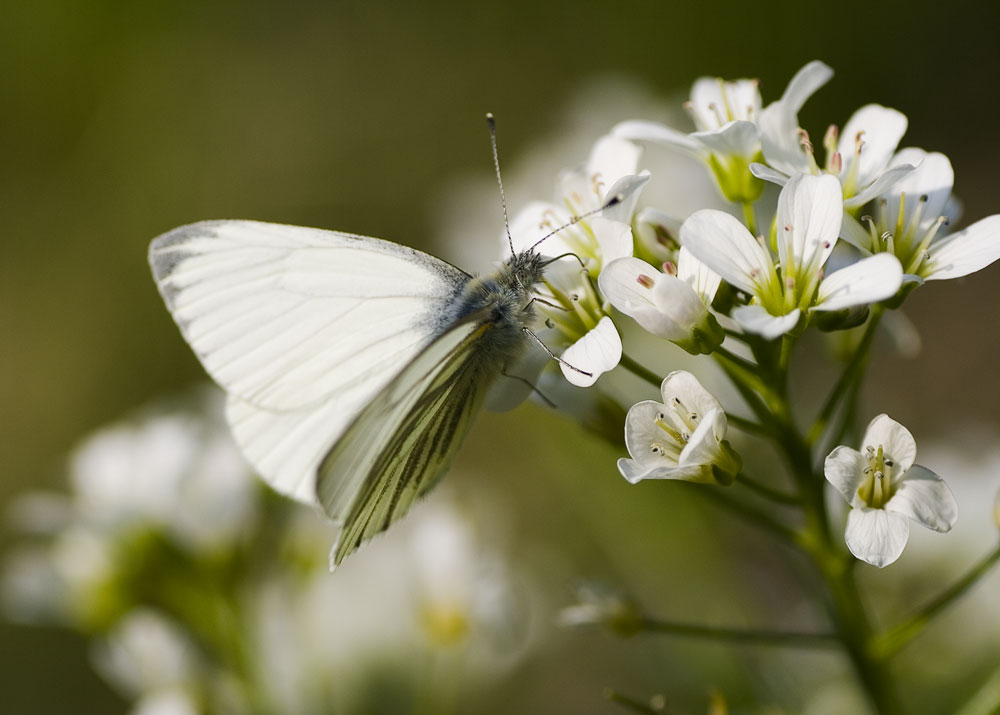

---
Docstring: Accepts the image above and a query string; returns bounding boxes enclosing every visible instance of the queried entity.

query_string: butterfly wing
[149,220,469,502]
[316,317,501,568]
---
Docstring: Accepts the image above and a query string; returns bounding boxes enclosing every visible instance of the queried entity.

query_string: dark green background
[3,1,1000,712]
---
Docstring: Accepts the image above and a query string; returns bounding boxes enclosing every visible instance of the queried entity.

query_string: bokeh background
[3,1,1000,713]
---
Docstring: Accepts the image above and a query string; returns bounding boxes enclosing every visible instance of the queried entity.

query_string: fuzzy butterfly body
[150,219,545,567]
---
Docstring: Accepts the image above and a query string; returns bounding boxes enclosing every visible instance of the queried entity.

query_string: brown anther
[830,152,843,174]
[636,274,655,289]
[662,261,677,276]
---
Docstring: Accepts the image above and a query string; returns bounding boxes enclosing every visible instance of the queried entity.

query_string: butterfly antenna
[528,193,624,253]
[486,113,515,256]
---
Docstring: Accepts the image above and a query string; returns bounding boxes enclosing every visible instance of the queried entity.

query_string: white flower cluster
[2,390,537,714]
[506,61,997,565]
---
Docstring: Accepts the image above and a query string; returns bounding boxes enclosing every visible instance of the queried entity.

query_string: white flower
[614,61,832,203]
[598,249,723,354]
[618,371,741,485]
[681,173,903,338]
[507,134,648,387]
[842,147,1000,283]
[68,391,257,551]
[824,414,958,567]
[92,610,200,700]
[757,88,916,210]
[557,583,642,636]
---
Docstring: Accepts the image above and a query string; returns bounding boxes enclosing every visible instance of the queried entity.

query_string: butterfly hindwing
[316,319,495,567]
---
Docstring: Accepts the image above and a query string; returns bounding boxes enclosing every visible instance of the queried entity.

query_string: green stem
[691,483,800,545]
[725,412,771,438]
[735,473,800,506]
[742,201,758,236]
[619,352,661,389]
[605,689,664,715]
[639,617,837,648]
[807,308,883,445]
[757,333,902,714]
[955,661,1000,715]
[873,542,1000,659]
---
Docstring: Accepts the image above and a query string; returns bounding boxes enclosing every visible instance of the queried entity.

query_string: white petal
[882,149,953,222]
[677,245,722,302]
[688,77,761,128]
[691,120,760,159]
[776,173,842,272]
[560,316,622,387]
[590,217,634,265]
[678,408,726,467]
[843,162,917,209]
[611,119,706,158]
[599,258,692,341]
[732,305,800,339]
[862,414,917,473]
[757,61,833,178]
[814,253,902,311]
[924,214,1000,281]
[602,171,650,225]
[659,370,725,423]
[599,256,660,312]
[617,457,706,484]
[587,134,642,189]
[839,212,875,253]
[680,210,771,296]
[780,61,835,114]
[749,162,790,186]
[887,465,958,532]
[622,400,665,462]
[838,105,908,190]
[758,103,811,177]
[845,508,910,567]
[508,200,573,255]
[824,446,867,507]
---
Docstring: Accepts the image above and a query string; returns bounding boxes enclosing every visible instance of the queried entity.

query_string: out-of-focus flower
[68,391,256,551]
[558,583,642,637]
[615,61,832,203]
[681,173,903,338]
[599,249,723,354]
[825,414,958,567]
[251,492,537,714]
[840,148,1000,285]
[618,371,740,486]
[91,609,201,710]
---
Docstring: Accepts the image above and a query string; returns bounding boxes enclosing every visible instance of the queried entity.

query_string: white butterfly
[149,189,618,567]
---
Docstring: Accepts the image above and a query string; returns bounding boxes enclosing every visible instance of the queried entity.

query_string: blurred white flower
[825,414,958,567]
[92,609,200,698]
[681,173,902,338]
[68,391,257,551]
[250,491,537,714]
[618,371,741,485]
[558,582,641,636]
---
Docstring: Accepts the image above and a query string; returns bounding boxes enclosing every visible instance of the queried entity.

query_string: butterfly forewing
[316,319,495,567]
[149,220,470,503]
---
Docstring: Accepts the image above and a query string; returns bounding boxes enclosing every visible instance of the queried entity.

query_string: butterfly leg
[521,327,593,379]
[499,367,556,408]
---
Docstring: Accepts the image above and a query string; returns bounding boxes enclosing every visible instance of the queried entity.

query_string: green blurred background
[3,0,1000,712]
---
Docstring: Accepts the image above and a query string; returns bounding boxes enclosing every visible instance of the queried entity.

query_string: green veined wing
[316,318,500,568]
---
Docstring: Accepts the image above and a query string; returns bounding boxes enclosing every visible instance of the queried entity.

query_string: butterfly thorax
[443,250,545,367]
